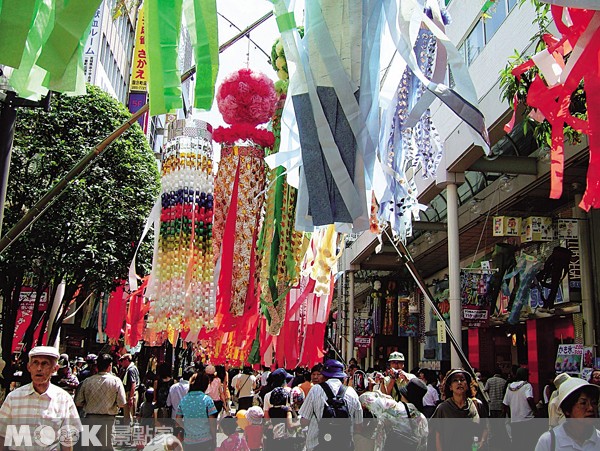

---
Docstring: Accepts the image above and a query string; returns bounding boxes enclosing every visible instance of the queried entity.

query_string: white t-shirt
[233,373,256,398]
[503,381,534,422]
[535,422,600,451]
[423,384,440,407]
[298,379,363,451]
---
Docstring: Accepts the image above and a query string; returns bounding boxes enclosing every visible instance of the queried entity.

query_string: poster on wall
[555,344,583,375]
[460,271,491,327]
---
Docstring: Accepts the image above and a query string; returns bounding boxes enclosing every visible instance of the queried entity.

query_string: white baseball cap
[28,346,60,360]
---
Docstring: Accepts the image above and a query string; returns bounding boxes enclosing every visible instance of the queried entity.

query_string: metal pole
[348,270,355,361]
[446,182,462,368]
[574,188,595,346]
[382,228,474,374]
[0,91,17,237]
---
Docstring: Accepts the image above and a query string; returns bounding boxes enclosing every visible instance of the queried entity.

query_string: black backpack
[316,382,352,450]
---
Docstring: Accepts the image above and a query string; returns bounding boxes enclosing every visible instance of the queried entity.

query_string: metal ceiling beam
[469,156,538,175]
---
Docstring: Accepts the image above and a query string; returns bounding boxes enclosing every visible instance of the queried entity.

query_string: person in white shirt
[535,375,600,451]
[299,359,363,451]
[166,366,193,420]
[502,367,539,450]
[232,366,256,411]
[382,352,416,401]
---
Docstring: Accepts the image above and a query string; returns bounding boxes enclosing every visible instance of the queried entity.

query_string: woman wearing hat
[430,369,487,451]
[535,375,600,450]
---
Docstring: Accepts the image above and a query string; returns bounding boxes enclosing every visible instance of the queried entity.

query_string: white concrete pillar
[446,183,462,368]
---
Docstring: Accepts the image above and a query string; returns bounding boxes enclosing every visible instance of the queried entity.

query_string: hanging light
[538,147,551,164]
[469,198,483,215]
[425,231,434,244]
[499,175,514,193]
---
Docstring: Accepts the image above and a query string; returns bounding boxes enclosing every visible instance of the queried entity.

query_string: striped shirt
[0,383,81,450]
[298,379,363,451]
[74,372,126,415]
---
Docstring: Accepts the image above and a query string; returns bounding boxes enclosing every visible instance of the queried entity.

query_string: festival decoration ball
[216,68,277,126]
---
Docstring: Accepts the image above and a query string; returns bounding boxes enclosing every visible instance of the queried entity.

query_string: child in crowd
[217,416,249,451]
[244,406,264,451]
[139,387,156,419]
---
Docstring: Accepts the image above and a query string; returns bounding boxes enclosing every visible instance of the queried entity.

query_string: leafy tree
[0,85,160,385]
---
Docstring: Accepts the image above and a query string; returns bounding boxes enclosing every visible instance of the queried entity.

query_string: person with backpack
[298,359,363,451]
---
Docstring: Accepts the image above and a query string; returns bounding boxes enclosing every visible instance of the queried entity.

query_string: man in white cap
[0,346,81,450]
[382,351,415,401]
[535,374,600,450]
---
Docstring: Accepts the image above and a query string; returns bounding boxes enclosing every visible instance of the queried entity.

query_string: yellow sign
[437,321,447,344]
[129,4,147,92]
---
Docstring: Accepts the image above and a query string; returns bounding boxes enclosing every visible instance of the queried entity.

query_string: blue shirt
[176,391,217,443]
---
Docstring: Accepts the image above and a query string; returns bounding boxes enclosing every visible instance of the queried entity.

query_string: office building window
[466,21,484,65]
[484,0,508,43]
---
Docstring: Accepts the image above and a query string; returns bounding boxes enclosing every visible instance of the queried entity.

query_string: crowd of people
[0,346,599,451]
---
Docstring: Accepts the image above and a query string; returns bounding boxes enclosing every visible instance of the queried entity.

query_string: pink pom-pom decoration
[216,68,277,126]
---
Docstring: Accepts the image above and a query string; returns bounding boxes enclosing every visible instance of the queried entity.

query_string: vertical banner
[84,7,102,83]
[12,287,49,352]
[129,4,148,92]
[128,4,148,132]
[461,270,491,327]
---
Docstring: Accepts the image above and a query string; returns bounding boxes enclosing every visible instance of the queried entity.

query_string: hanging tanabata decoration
[212,69,277,325]
[504,3,600,209]
[260,225,341,368]
[146,119,216,341]
[258,37,308,338]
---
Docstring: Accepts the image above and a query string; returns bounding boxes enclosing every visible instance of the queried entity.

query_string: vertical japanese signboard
[128,4,148,132]
[12,288,49,353]
[84,8,103,83]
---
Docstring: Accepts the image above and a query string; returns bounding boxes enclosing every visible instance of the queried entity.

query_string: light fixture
[538,147,551,164]
[469,198,483,215]
[499,175,514,193]
[424,231,434,244]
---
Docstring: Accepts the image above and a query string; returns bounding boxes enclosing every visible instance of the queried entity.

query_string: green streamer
[146,0,183,115]
[9,0,54,99]
[0,0,40,68]
[184,0,218,111]
[37,0,102,84]
[276,11,296,32]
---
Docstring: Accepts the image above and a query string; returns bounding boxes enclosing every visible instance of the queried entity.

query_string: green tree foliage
[0,85,159,379]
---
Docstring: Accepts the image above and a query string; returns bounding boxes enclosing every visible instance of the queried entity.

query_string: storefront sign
[129,5,147,92]
[460,271,491,327]
[555,344,583,375]
[566,239,581,288]
[493,216,521,237]
[558,219,578,238]
[355,336,372,348]
[437,321,447,343]
[522,216,554,242]
[83,8,102,83]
